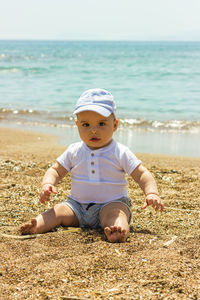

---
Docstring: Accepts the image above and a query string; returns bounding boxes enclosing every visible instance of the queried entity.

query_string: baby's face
[76,111,118,150]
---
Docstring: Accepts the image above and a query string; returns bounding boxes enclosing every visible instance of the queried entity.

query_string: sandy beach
[0,127,200,299]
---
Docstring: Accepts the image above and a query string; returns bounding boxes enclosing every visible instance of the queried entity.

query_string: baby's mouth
[90,137,100,142]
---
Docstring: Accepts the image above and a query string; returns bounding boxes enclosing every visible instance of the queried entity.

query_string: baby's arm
[131,164,163,212]
[40,162,68,204]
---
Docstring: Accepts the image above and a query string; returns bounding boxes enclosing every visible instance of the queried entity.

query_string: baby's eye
[99,122,106,126]
[82,123,90,127]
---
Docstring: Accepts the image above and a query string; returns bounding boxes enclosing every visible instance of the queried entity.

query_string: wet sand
[0,127,200,299]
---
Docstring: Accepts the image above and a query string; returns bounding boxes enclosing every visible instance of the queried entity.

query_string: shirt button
[91,161,94,165]
[91,170,95,174]
[91,153,94,157]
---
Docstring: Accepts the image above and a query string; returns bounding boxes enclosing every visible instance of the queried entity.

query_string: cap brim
[73,105,112,117]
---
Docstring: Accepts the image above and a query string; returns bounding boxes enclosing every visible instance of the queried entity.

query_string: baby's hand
[39,184,57,204]
[142,194,164,212]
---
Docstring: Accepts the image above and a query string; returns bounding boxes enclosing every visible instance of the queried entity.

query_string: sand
[0,127,200,299]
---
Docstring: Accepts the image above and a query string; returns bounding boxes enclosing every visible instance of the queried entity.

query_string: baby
[20,88,163,243]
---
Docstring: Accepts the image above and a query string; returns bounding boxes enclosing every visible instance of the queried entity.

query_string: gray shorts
[64,197,132,229]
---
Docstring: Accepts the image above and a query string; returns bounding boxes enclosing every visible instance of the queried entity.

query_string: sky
[1,0,200,41]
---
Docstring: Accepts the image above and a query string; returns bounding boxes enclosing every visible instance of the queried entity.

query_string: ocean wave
[119,119,200,131]
[0,108,200,134]
[0,67,22,74]
[0,108,40,115]
[119,118,200,133]
[0,53,37,62]
[0,66,48,74]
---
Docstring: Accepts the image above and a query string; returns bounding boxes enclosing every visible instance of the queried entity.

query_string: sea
[0,40,200,157]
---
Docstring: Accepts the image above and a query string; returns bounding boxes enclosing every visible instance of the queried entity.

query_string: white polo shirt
[57,139,141,204]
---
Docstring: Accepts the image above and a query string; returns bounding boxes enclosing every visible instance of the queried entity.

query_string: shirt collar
[83,139,116,154]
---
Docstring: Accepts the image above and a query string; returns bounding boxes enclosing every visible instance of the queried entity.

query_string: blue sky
[1,0,200,40]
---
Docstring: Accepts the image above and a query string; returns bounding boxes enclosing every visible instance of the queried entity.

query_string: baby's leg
[20,203,79,234]
[99,202,130,243]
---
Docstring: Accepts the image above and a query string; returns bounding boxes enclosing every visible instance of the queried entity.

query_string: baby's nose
[91,127,97,133]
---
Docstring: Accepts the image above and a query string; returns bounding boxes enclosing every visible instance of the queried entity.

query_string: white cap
[73,88,116,117]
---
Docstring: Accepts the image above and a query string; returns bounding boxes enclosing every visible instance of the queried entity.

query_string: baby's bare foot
[104,225,128,243]
[20,218,38,235]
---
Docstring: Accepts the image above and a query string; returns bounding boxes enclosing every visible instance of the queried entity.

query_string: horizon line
[1,38,200,42]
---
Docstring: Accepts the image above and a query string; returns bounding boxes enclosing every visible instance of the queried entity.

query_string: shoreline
[1,126,200,166]
[1,121,200,158]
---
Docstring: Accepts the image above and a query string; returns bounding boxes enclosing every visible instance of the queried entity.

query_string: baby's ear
[114,119,119,131]
[75,120,78,126]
